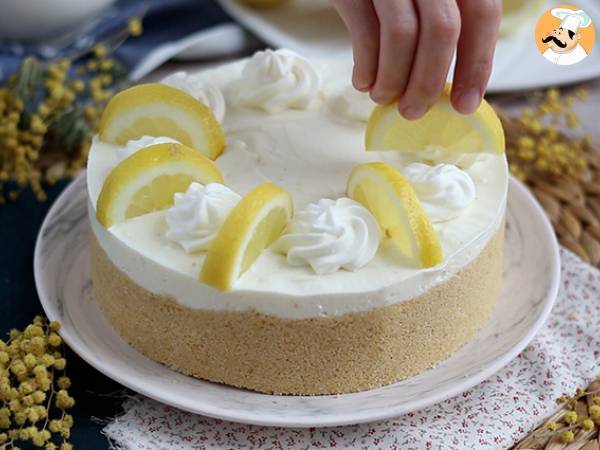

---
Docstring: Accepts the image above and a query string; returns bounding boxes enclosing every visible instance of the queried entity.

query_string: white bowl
[0,0,116,42]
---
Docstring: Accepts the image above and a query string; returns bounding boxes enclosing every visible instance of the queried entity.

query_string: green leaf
[47,106,92,154]
[13,57,43,108]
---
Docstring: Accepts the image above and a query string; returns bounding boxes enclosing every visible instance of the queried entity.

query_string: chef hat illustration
[551,8,592,33]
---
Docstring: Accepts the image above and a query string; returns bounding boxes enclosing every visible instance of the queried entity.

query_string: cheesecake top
[87,50,508,319]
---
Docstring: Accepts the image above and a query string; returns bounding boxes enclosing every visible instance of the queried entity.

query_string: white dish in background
[34,173,559,427]
[130,23,260,81]
[216,0,600,93]
[0,0,115,42]
[217,0,350,59]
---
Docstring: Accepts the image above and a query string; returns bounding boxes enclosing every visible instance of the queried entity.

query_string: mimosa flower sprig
[499,87,596,184]
[0,316,72,450]
[0,15,144,206]
[514,378,600,448]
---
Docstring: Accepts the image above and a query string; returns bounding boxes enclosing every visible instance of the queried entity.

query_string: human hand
[331,0,502,120]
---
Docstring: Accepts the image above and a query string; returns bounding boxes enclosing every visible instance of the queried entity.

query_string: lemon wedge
[96,143,224,227]
[365,84,505,155]
[200,182,293,291]
[347,162,443,268]
[98,83,225,160]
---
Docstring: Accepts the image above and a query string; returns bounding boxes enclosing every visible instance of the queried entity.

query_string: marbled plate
[34,173,560,427]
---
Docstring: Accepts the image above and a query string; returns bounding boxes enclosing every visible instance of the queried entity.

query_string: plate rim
[33,173,561,427]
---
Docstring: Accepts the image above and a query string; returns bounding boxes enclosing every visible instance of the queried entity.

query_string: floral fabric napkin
[103,248,600,450]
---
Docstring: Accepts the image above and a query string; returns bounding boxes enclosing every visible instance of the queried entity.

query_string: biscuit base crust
[90,224,504,395]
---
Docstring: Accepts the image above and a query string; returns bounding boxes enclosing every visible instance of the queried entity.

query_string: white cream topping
[275,198,380,275]
[161,71,226,123]
[231,49,321,113]
[402,163,476,222]
[327,85,374,123]
[397,147,486,169]
[165,183,241,253]
[117,136,179,162]
[86,56,508,319]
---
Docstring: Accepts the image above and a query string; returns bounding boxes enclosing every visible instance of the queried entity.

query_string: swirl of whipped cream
[165,183,241,253]
[117,136,179,162]
[328,85,374,123]
[396,147,486,169]
[233,49,321,113]
[402,163,476,222]
[275,198,380,275]
[161,71,226,123]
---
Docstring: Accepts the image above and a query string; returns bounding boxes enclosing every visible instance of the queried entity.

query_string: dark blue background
[0,181,126,447]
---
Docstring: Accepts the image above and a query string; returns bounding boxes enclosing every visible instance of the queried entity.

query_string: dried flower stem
[513,378,600,449]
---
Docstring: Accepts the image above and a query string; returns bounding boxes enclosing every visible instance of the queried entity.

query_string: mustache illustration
[542,35,567,48]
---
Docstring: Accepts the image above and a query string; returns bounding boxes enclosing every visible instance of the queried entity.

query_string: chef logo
[535,5,595,65]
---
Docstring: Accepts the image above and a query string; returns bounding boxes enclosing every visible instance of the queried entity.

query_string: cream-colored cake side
[90,220,504,396]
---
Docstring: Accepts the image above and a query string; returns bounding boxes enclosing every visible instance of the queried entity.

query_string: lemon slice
[98,83,225,160]
[96,143,224,227]
[200,183,293,291]
[347,162,443,268]
[365,84,505,154]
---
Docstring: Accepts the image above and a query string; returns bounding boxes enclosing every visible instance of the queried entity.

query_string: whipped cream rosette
[276,198,380,275]
[232,49,321,113]
[116,136,180,162]
[327,85,374,123]
[162,72,226,123]
[401,163,476,222]
[165,182,241,253]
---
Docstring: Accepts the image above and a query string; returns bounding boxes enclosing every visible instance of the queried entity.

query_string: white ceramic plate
[216,0,600,93]
[34,173,560,427]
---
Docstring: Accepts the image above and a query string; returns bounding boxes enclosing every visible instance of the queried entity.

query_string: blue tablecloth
[0,1,238,447]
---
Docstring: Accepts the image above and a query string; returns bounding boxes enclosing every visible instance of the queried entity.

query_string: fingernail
[370,91,389,104]
[456,88,482,114]
[352,72,370,92]
[353,80,370,92]
[400,104,428,120]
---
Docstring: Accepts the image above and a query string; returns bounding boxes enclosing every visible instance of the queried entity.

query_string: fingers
[398,0,461,120]
[369,0,418,104]
[452,0,502,114]
[333,0,500,118]
[331,0,380,91]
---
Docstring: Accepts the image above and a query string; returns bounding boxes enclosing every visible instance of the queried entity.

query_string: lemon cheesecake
[87,49,508,395]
